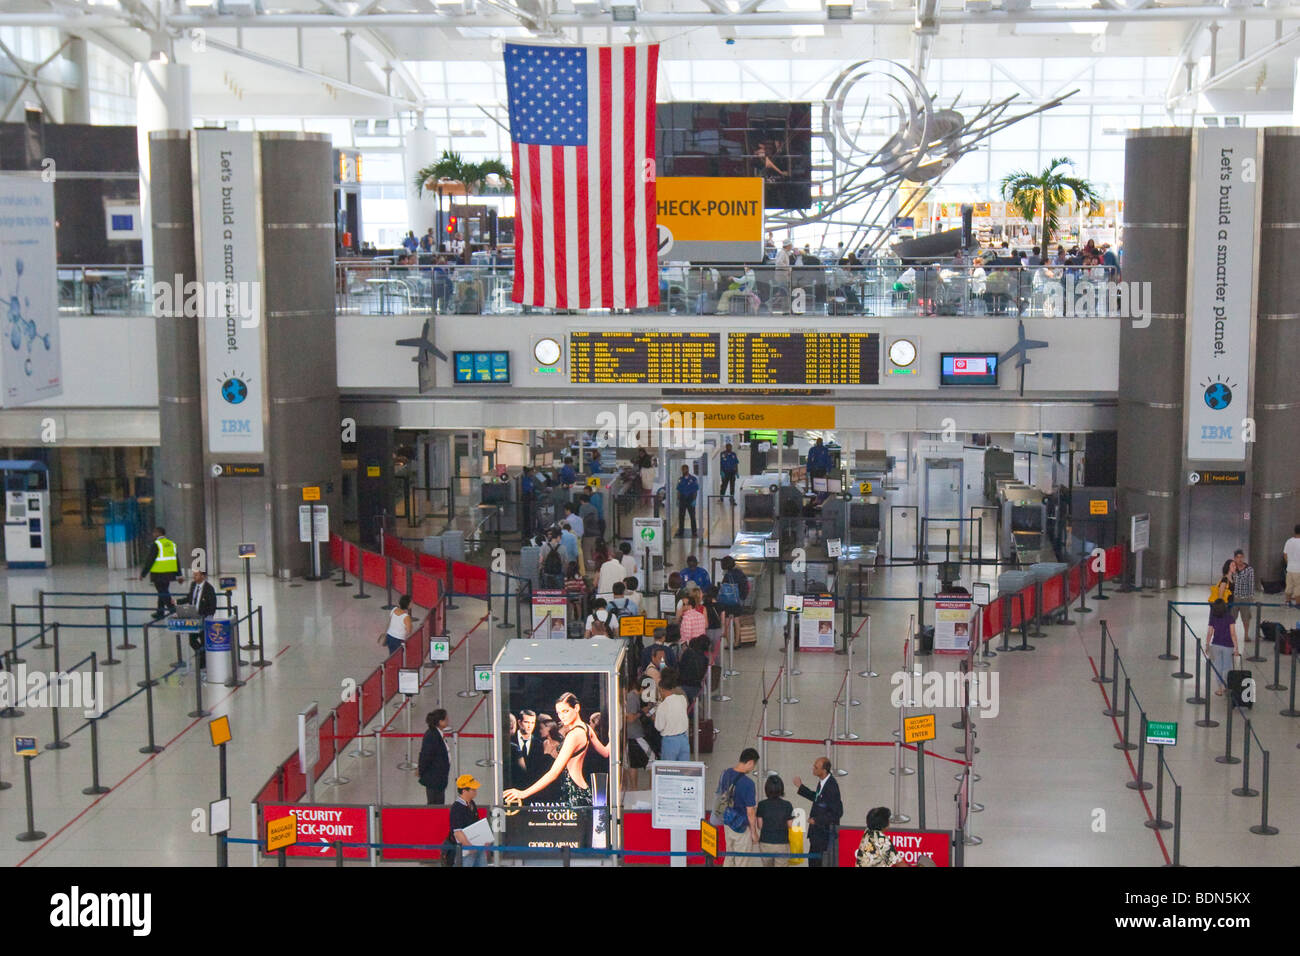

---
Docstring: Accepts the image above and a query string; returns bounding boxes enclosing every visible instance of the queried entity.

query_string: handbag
[788,826,805,867]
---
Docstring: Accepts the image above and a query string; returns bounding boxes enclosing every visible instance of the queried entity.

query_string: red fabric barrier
[329,534,343,566]
[361,668,384,725]
[379,805,485,861]
[363,551,387,590]
[453,561,489,597]
[1023,586,1036,619]
[313,713,336,781]
[1086,562,1099,589]
[621,809,706,866]
[390,562,409,598]
[383,652,402,704]
[418,553,448,577]
[410,570,439,611]
[347,541,361,577]
[336,697,360,750]
[1042,574,1062,614]
[983,599,1002,639]
[405,627,426,669]
[281,755,307,804]
[254,770,283,808]
[1106,545,1124,580]
[434,598,446,638]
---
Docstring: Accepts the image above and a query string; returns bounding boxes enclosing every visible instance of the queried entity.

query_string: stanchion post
[83,713,110,795]
[1266,625,1285,690]
[36,592,51,648]
[1092,627,1108,684]
[15,755,45,841]
[1216,698,1239,765]
[252,606,270,668]
[1173,617,1192,680]
[1233,719,1257,797]
[8,604,21,665]
[1186,626,1206,705]
[1114,677,1137,751]
[1281,649,1300,717]
[101,606,121,666]
[1159,601,1175,661]
[337,543,351,588]
[117,592,136,650]
[1248,750,1279,835]
[1125,714,1151,791]
[1168,784,1183,866]
[382,557,395,611]
[1102,647,1123,717]
[188,640,210,718]
[350,686,374,758]
[1143,746,1172,830]
[226,614,246,688]
[916,739,926,829]
[46,626,68,750]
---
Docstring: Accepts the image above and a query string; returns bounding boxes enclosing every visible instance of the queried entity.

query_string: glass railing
[54,260,1127,319]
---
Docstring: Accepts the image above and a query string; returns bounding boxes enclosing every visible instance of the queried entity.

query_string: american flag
[504,42,659,310]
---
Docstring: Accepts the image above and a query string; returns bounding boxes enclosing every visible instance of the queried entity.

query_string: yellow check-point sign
[208,715,232,747]
[700,819,718,859]
[267,814,297,853]
[587,476,600,488]
[859,481,873,495]
[903,713,937,744]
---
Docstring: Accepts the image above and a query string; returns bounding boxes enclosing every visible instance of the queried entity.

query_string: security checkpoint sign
[655,177,763,262]
[903,713,937,744]
[264,805,369,859]
[429,638,450,662]
[474,666,493,692]
[634,517,664,556]
[1146,721,1178,747]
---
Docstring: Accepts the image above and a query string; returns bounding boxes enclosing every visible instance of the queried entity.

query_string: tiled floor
[2,533,1296,867]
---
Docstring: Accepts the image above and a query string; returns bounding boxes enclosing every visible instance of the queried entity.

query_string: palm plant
[413,150,470,230]
[999,156,1102,247]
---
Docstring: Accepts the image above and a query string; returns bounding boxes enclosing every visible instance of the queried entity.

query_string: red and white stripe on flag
[508,43,659,310]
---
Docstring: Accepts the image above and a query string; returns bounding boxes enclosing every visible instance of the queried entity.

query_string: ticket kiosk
[2,461,52,568]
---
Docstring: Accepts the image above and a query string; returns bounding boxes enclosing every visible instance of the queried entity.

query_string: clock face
[889,338,917,368]
[533,337,562,366]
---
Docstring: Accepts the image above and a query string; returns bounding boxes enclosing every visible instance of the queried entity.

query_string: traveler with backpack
[712,748,760,867]
[677,635,710,705]
[539,529,565,589]
[678,589,709,647]
[607,581,638,616]
[1205,599,1238,696]
[1228,549,1255,637]
[585,597,619,638]
[640,626,678,671]
[718,555,749,648]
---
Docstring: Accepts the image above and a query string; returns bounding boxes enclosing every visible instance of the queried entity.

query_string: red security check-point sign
[263,805,369,859]
[836,827,952,867]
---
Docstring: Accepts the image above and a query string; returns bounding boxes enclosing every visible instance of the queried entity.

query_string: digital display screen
[656,102,813,210]
[454,351,510,383]
[728,332,880,385]
[500,671,614,853]
[569,331,721,384]
[940,353,1000,386]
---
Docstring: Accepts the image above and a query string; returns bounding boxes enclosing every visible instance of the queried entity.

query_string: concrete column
[62,35,90,125]
[1249,130,1300,582]
[134,59,191,273]
[1117,130,1192,588]
[404,125,439,236]
[259,132,342,577]
[147,131,205,557]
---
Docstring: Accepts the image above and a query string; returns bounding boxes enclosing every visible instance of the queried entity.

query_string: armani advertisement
[499,672,615,852]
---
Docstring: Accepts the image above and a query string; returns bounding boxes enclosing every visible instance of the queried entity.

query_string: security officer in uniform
[140,526,180,619]
[719,443,739,503]
[675,464,699,538]
[807,437,832,481]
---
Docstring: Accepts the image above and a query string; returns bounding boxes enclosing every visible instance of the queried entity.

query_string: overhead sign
[633,517,664,556]
[302,486,321,501]
[661,403,835,430]
[655,177,763,261]
[1184,128,1260,464]
[1089,499,1109,516]
[903,713,937,744]
[650,760,707,830]
[0,175,61,407]
[194,130,264,456]
[859,481,873,495]
[1146,721,1178,747]
[1188,470,1245,485]
[298,504,329,543]
[212,463,264,478]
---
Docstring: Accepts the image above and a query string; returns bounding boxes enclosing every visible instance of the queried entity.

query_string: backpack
[712,769,747,832]
[719,579,741,607]
[679,647,706,686]
[541,543,563,576]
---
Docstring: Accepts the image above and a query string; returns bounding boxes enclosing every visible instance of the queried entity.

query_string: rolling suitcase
[732,615,758,648]
[1259,621,1284,643]
[696,718,715,754]
[1227,670,1253,708]
[1280,630,1299,655]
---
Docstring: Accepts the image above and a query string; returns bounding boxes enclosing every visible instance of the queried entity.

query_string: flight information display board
[569,331,721,384]
[727,332,880,385]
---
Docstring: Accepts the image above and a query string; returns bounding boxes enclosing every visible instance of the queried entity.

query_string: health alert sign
[656,177,763,262]
[263,805,369,859]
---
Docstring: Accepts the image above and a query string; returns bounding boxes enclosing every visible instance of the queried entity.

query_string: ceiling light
[434,0,476,12]
[825,0,854,19]
[572,0,604,13]
[865,0,890,10]
[610,0,638,20]
[1001,0,1030,10]
[964,0,992,12]
[217,0,258,14]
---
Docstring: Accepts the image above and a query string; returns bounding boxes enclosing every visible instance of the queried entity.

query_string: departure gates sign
[656,177,763,262]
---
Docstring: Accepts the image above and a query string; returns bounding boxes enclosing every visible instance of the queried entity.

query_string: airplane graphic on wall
[395,319,447,394]
[999,320,1048,397]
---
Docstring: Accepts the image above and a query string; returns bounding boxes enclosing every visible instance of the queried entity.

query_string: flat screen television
[940,353,1000,387]
[656,102,813,210]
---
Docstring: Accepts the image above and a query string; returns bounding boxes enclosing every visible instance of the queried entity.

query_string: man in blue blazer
[794,756,843,867]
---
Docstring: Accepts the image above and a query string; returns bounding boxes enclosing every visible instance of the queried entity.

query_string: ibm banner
[0,176,62,406]
[1185,128,1261,463]
[193,130,264,455]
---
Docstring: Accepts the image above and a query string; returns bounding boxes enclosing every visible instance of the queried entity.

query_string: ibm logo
[221,419,252,434]
[1201,425,1232,441]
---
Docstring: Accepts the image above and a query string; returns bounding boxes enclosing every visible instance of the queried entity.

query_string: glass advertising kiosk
[493,639,626,864]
